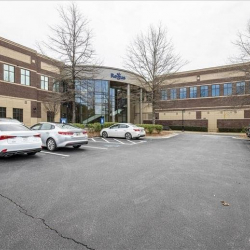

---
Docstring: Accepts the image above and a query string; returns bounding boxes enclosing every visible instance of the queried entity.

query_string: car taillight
[33,134,41,138]
[1,149,7,152]
[82,131,87,134]
[133,129,140,132]
[0,135,16,140]
[58,131,74,135]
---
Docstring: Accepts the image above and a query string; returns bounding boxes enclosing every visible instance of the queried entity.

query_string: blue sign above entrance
[111,73,126,80]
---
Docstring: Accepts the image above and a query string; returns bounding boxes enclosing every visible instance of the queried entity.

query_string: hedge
[71,122,163,134]
[218,127,248,133]
[169,126,208,132]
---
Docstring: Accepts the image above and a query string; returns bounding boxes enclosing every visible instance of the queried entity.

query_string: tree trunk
[72,100,76,123]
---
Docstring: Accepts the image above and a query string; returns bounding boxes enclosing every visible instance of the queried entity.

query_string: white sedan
[0,121,42,157]
[100,123,145,140]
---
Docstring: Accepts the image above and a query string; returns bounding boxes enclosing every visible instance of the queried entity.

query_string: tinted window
[40,124,54,130]
[0,124,30,131]
[110,125,119,129]
[31,124,42,130]
[56,124,78,129]
[119,124,128,128]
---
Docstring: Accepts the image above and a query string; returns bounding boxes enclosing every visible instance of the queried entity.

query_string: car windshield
[0,124,30,131]
[56,124,79,130]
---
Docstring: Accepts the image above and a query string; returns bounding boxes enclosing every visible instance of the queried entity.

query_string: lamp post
[182,109,185,132]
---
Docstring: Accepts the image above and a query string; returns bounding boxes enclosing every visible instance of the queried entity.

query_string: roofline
[173,62,250,76]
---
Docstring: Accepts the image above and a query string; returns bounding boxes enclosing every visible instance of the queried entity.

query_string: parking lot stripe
[91,138,96,142]
[41,151,70,157]
[127,140,137,144]
[82,145,108,150]
[114,139,125,144]
[102,138,110,143]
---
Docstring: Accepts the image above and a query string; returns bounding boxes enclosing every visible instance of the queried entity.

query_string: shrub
[155,125,163,134]
[218,127,247,133]
[169,126,208,132]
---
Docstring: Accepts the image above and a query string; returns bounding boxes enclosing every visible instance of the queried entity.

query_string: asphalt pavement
[0,133,250,250]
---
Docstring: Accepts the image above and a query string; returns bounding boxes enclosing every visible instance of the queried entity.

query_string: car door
[117,124,129,138]
[108,124,119,137]
[38,124,55,146]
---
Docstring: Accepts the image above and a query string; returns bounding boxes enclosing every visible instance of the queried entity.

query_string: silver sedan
[30,122,88,151]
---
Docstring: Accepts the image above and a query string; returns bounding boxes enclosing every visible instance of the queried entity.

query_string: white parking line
[114,139,125,144]
[102,138,110,143]
[41,151,70,157]
[202,135,232,138]
[82,145,108,150]
[127,140,136,144]
[91,138,96,142]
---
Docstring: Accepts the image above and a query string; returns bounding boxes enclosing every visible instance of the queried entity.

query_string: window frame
[212,84,220,97]
[190,86,197,98]
[20,69,30,86]
[180,87,187,99]
[4,64,15,83]
[170,88,177,100]
[200,85,208,97]
[0,107,6,118]
[13,108,23,122]
[224,83,232,96]
[160,90,167,100]
[236,81,245,95]
[41,75,49,90]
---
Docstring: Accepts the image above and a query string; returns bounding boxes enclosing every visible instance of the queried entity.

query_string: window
[200,86,208,97]
[41,75,49,90]
[212,84,220,97]
[236,82,245,95]
[13,108,23,122]
[40,123,54,130]
[0,107,6,118]
[53,82,60,92]
[180,88,186,99]
[224,83,232,96]
[47,111,55,122]
[4,64,14,82]
[190,86,197,98]
[21,69,30,85]
[161,90,167,100]
[170,89,177,100]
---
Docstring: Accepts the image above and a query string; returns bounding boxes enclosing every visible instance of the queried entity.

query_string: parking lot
[0,133,250,250]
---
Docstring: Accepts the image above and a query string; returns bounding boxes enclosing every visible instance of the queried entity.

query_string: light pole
[182,109,185,132]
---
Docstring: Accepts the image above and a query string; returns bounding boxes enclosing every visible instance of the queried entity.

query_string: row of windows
[0,107,23,122]
[3,64,49,90]
[161,82,246,100]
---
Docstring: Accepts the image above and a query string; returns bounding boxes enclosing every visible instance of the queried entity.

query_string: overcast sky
[1,1,250,72]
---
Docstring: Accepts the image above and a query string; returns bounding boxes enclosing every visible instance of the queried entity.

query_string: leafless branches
[39,2,101,122]
[124,24,187,124]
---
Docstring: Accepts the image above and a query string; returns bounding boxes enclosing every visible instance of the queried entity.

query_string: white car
[100,123,146,140]
[0,121,42,157]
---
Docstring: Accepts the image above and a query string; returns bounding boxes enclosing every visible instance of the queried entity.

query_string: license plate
[74,133,81,136]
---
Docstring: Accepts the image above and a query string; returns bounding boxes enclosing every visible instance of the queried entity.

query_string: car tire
[27,152,37,156]
[125,132,132,140]
[102,131,108,138]
[46,138,57,151]
[73,145,81,149]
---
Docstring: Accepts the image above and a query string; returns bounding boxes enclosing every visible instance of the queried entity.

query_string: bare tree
[229,20,250,107]
[124,24,186,124]
[39,2,100,123]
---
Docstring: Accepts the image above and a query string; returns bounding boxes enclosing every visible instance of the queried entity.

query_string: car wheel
[102,131,108,138]
[73,145,81,149]
[125,132,132,140]
[27,152,37,156]
[46,138,57,151]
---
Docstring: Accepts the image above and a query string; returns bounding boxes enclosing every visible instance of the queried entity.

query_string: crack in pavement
[0,193,95,250]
